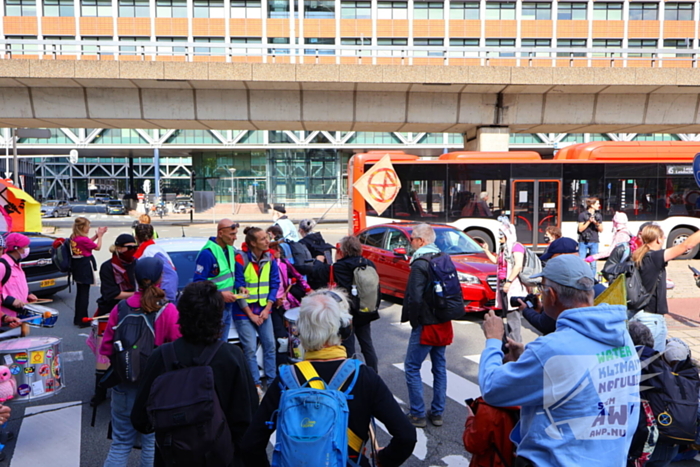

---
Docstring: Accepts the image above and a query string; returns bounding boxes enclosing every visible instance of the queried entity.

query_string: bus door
[511,180,561,248]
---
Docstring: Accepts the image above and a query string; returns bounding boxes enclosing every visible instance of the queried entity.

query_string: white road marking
[374,395,429,461]
[61,351,84,362]
[453,321,476,326]
[432,455,472,467]
[11,401,81,467]
[464,354,481,365]
[393,362,481,406]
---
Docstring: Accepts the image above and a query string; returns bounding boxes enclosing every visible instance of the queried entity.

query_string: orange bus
[349,141,700,259]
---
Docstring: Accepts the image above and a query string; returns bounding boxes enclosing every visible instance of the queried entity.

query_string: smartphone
[689,265,700,276]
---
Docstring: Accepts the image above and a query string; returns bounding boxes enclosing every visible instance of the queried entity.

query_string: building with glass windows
[2,0,698,202]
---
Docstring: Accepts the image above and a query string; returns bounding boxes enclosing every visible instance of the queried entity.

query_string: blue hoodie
[479,304,640,467]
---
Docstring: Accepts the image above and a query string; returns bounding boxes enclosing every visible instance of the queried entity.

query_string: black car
[6,233,70,297]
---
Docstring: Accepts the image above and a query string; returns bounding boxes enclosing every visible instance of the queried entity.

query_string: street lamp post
[229,168,236,214]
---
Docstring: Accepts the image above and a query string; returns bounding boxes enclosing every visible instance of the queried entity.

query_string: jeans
[74,283,91,325]
[631,310,668,353]
[220,303,233,343]
[342,324,378,373]
[404,326,447,418]
[234,316,277,386]
[103,384,155,467]
[578,241,599,273]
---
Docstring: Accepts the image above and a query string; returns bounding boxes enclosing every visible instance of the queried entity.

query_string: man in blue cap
[479,254,640,467]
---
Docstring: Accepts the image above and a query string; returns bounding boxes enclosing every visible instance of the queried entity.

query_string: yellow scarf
[304,345,347,361]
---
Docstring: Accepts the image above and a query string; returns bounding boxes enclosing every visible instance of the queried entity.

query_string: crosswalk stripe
[12,401,81,467]
[464,354,481,365]
[393,362,481,406]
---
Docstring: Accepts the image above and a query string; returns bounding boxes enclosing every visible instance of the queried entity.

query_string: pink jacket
[275,258,310,310]
[0,253,29,318]
[99,292,181,357]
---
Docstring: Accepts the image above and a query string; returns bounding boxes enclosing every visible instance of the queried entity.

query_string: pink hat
[6,233,30,251]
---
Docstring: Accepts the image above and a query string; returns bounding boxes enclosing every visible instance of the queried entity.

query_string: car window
[434,228,482,255]
[108,200,122,206]
[386,228,409,251]
[359,228,385,249]
[44,202,57,207]
[169,250,201,290]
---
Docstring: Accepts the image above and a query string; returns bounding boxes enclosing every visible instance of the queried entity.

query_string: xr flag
[353,154,402,216]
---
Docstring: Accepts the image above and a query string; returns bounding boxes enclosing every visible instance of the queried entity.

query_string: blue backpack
[417,252,466,322]
[268,359,363,467]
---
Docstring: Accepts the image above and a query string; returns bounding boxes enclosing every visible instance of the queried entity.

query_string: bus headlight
[457,272,481,285]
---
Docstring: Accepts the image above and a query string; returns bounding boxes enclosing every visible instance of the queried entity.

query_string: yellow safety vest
[200,240,235,293]
[243,253,271,306]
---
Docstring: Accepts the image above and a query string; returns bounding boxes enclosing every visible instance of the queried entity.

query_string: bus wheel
[668,228,699,260]
[465,229,494,252]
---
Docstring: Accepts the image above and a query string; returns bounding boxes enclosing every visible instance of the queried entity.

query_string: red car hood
[450,253,497,275]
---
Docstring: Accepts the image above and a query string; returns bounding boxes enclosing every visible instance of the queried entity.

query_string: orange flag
[353,154,402,216]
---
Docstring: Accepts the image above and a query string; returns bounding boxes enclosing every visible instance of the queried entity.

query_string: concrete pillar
[464,126,510,152]
[154,148,160,203]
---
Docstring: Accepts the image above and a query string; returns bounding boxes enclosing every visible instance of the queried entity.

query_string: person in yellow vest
[193,218,247,342]
[235,226,280,399]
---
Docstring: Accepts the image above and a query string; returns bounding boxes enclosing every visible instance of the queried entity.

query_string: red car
[356,222,498,313]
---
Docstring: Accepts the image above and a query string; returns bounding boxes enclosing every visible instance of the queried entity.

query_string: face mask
[118,249,136,262]
[20,247,30,259]
[544,235,551,243]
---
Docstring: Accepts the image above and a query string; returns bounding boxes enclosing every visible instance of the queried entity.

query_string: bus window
[562,164,605,222]
[658,164,700,219]
[380,164,449,221]
[447,164,510,222]
[604,163,658,221]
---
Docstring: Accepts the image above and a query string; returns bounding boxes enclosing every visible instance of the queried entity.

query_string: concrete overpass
[2,60,700,149]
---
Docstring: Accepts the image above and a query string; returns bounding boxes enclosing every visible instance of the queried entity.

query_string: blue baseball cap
[530,254,594,290]
[539,237,578,262]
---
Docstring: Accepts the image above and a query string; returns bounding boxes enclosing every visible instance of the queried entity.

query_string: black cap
[539,237,578,262]
[115,234,136,246]
[273,203,286,214]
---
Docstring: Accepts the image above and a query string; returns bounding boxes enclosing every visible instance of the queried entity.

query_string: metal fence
[2,39,699,67]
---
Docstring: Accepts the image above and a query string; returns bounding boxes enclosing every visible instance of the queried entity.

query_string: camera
[510,294,538,309]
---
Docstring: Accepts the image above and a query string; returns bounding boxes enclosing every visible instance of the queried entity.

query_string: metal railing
[1,39,699,67]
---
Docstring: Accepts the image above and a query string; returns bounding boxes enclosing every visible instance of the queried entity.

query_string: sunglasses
[219,223,240,231]
[125,245,138,250]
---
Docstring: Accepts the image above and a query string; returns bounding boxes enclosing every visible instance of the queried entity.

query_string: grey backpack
[518,246,543,287]
[353,259,379,314]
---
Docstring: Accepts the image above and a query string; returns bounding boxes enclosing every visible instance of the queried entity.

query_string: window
[485,38,515,56]
[663,38,693,56]
[341,37,371,55]
[485,2,515,20]
[628,38,657,57]
[119,36,149,53]
[230,37,262,54]
[6,35,38,53]
[386,228,409,251]
[304,37,334,55]
[44,0,74,16]
[521,38,551,56]
[414,38,444,56]
[449,38,479,46]
[377,38,407,45]
[629,2,658,20]
[557,38,586,56]
[377,37,407,56]
[664,2,693,20]
[44,35,79,52]
[193,0,223,17]
[82,36,115,54]
[268,0,297,17]
[592,38,621,56]
[593,2,622,20]
[304,0,334,17]
[557,2,586,19]
[449,1,478,19]
[157,36,187,54]
[194,37,224,55]
[268,37,290,54]
[5,0,35,16]
[231,0,261,18]
[414,1,443,19]
[377,1,407,19]
[156,0,186,17]
[81,0,111,16]
[359,228,386,248]
[118,0,148,16]
[340,1,369,18]
[522,2,551,20]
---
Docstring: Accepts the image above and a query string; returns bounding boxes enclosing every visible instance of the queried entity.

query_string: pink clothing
[0,254,29,318]
[275,259,310,309]
[71,236,98,257]
[497,243,524,280]
[590,230,632,261]
[99,292,181,357]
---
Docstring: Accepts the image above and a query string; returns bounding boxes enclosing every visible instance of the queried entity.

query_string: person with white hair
[585,211,631,263]
[241,288,416,467]
[476,191,493,217]
[298,218,334,264]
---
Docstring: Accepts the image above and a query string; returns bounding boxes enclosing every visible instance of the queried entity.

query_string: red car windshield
[408,227,483,256]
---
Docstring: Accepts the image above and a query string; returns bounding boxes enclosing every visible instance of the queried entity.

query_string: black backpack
[111,301,165,384]
[417,252,465,322]
[605,251,660,312]
[643,351,700,443]
[146,341,234,467]
[287,240,314,267]
[50,237,73,274]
